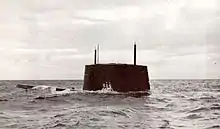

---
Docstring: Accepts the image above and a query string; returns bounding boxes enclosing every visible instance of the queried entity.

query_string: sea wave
[0,80,219,129]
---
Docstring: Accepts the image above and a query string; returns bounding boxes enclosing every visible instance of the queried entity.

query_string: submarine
[16,44,150,93]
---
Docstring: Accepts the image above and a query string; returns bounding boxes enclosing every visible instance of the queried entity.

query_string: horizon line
[0,78,219,81]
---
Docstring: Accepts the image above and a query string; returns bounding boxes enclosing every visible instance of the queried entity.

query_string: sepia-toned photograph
[0,0,219,128]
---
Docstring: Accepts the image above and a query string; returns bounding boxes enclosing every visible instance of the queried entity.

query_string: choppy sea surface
[0,80,220,129]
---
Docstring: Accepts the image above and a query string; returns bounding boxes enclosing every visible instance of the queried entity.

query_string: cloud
[14,48,78,53]
[0,0,220,79]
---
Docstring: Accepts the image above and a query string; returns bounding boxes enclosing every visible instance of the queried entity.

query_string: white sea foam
[31,85,73,96]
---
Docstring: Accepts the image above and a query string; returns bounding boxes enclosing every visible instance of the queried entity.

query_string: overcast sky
[0,0,220,80]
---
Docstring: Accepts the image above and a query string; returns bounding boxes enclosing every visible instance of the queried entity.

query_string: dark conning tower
[83,44,150,92]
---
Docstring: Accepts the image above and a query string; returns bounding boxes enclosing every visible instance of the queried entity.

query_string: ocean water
[0,80,220,129]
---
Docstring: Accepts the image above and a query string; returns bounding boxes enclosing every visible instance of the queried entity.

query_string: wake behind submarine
[17,44,150,93]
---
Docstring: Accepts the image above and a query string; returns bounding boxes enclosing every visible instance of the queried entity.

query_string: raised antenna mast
[94,47,97,64]
[97,44,99,64]
[134,42,136,65]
